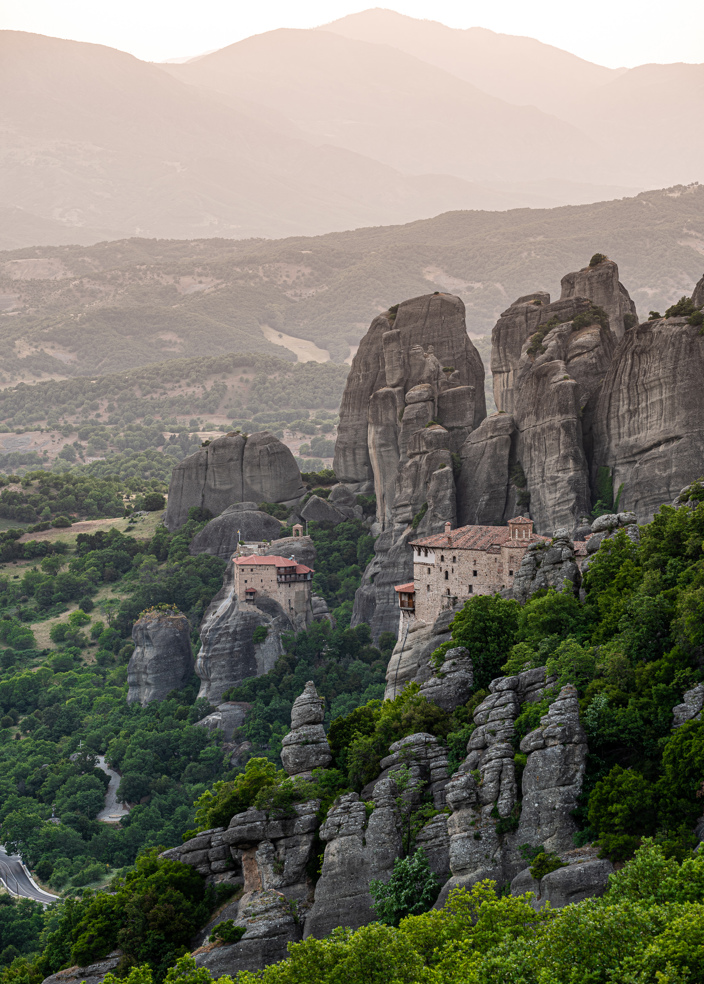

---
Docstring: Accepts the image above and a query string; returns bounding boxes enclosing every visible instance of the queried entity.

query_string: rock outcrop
[127,611,194,705]
[340,294,486,640]
[161,826,243,887]
[195,560,295,705]
[280,681,332,777]
[491,293,550,415]
[516,685,587,853]
[512,528,581,603]
[190,507,284,560]
[384,606,458,701]
[305,779,402,939]
[672,683,704,728]
[39,953,122,984]
[195,701,251,742]
[510,855,614,909]
[165,432,305,530]
[457,413,518,526]
[560,257,638,340]
[593,316,704,522]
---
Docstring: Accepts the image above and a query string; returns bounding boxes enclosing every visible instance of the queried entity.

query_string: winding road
[0,846,58,904]
[96,755,129,822]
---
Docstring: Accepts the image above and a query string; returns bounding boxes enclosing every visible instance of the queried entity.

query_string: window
[244,579,247,583]
[440,554,444,562]
[427,567,431,574]
[509,569,514,576]
[468,585,473,593]
[444,571,449,580]
[473,570,477,577]
[452,556,456,563]
[446,588,450,595]
[426,584,430,592]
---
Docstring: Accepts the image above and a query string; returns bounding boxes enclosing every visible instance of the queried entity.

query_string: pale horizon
[1,0,703,69]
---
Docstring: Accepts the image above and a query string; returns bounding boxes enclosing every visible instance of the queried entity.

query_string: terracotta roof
[234,555,312,574]
[508,515,533,525]
[411,523,547,551]
[573,541,589,557]
[394,582,415,593]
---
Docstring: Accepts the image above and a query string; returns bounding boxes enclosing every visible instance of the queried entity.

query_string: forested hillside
[1,184,702,376]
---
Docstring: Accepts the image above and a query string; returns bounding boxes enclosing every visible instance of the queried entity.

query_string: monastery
[395,516,548,626]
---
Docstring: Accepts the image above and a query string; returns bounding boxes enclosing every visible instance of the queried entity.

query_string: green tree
[369,849,440,926]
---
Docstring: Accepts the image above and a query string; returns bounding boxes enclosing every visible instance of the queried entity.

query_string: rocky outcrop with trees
[127,608,194,705]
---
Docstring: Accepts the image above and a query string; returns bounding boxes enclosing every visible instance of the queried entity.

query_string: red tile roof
[394,582,415,593]
[234,555,313,574]
[411,523,547,551]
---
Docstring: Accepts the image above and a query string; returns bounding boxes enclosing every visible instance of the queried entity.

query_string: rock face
[512,529,581,603]
[384,606,458,701]
[40,953,122,984]
[305,780,402,939]
[339,294,486,640]
[491,293,550,415]
[516,685,587,852]
[165,432,305,530]
[692,272,704,309]
[161,826,243,887]
[510,856,614,909]
[195,560,296,705]
[560,258,638,340]
[189,507,284,560]
[280,681,332,777]
[195,701,251,742]
[593,316,704,522]
[127,612,194,705]
[457,413,518,526]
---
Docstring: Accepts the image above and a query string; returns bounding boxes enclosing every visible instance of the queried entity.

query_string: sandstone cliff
[340,293,486,639]
[165,432,305,531]
[127,611,194,705]
[593,315,704,521]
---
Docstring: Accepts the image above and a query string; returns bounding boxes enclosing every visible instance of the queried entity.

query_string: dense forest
[1,485,703,984]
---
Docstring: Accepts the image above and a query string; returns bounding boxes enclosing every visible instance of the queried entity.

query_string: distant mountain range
[1,184,702,384]
[0,9,702,249]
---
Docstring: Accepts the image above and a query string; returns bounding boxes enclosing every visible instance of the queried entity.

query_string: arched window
[444,571,449,580]
[440,554,445,562]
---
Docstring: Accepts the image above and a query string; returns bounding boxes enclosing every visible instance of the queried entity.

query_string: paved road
[96,754,129,822]
[0,846,59,904]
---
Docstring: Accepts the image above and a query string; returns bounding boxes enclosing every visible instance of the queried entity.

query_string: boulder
[510,857,614,909]
[672,683,704,727]
[336,294,486,640]
[161,827,242,886]
[261,534,316,568]
[39,953,122,984]
[189,509,284,560]
[418,647,475,713]
[165,432,305,530]
[300,495,347,526]
[512,530,581,603]
[127,611,194,705]
[305,779,402,938]
[195,701,251,741]
[194,889,301,975]
[384,605,458,701]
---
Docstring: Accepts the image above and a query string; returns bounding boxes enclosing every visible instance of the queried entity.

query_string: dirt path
[260,324,330,363]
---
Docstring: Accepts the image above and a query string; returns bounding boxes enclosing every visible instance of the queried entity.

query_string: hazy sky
[1,0,702,68]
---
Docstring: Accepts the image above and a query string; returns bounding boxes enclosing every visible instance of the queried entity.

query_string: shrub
[369,849,440,926]
[530,851,567,880]
[208,920,246,945]
[52,516,72,528]
[665,296,696,318]
[143,492,166,511]
[589,253,608,266]
[252,625,268,644]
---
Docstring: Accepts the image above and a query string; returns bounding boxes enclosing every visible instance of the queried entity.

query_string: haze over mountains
[1,8,702,249]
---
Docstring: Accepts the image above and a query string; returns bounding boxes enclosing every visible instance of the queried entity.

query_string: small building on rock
[398,517,548,624]
[234,554,313,618]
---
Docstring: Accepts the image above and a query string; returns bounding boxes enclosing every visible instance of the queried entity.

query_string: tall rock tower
[335,293,486,640]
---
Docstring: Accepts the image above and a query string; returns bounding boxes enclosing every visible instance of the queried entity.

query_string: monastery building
[395,517,548,626]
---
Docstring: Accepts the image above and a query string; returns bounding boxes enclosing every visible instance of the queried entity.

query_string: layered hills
[1,11,703,249]
[1,184,703,380]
